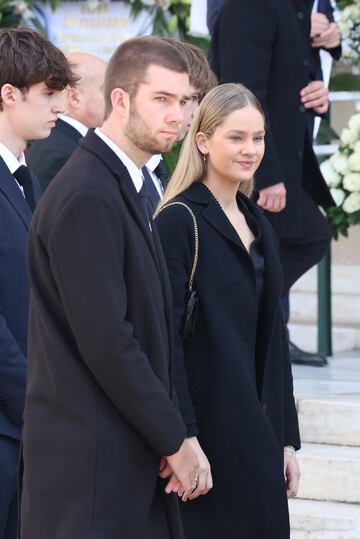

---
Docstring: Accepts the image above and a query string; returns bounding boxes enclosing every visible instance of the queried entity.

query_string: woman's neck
[201,175,240,211]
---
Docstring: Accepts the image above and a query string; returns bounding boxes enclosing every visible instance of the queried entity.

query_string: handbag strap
[157,201,199,292]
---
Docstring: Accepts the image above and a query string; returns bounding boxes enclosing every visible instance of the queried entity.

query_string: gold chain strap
[157,202,199,291]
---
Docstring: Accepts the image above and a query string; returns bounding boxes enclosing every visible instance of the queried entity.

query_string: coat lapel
[79,131,164,288]
[0,157,32,229]
[254,213,283,395]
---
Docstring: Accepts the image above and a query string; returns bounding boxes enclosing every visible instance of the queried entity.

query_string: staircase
[289,354,360,538]
[289,265,360,353]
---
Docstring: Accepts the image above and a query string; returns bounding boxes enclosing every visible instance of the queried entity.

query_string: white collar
[145,154,162,172]
[58,113,88,137]
[94,128,143,193]
[0,142,27,174]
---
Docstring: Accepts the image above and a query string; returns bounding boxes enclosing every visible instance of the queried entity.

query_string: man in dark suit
[0,27,76,539]
[21,36,205,539]
[27,52,106,191]
[210,0,335,366]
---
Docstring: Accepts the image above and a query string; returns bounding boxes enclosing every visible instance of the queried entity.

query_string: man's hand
[257,182,286,212]
[284,450,301,498]
[300,81,329,115]
[162,439,199,497]
[178,437,213,501]
[312,22,341,49]
[310,12,330,39]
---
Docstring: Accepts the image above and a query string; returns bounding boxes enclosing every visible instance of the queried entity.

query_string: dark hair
[104,35,189,119]
[0,27,78,111]
[160,38,217,98]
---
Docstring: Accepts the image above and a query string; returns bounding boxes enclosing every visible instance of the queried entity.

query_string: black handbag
[158,202,199,342]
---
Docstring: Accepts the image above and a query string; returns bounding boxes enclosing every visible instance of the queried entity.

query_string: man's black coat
[27,118,82,191]
[20,130,186,539]
[210,0,334,239]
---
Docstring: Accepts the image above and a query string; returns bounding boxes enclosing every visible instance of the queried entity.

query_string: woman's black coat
[156,183,300,539]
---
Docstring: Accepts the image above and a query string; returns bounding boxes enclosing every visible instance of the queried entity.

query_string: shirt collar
[0,142,27,174]
[58,113,88,137]
[94,128,143,193]
[145,154,162,172]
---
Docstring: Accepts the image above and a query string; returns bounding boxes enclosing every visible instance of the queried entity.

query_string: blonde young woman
[155,84,301,539]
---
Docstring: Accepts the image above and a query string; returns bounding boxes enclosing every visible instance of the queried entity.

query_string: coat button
[299,105,306,113]
[297,11,304,20]
[303,59,309,67]
[262,403,267,414]
[298,149,303,158]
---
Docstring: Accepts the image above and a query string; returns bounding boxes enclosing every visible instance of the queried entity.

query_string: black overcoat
[20,130,187,539]
[209,0,334,239]
[155,183,300,539]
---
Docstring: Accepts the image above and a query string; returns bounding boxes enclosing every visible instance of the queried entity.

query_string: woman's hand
[179,437,213,501]
[284,449,301,498]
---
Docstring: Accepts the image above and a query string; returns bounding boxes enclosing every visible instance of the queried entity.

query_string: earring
[203,154,207,165]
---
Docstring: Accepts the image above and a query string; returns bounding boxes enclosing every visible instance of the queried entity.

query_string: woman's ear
[196,131,209,156]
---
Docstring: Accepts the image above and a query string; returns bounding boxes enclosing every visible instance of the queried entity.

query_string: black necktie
[13,166,36,212]
[141,166,161,212]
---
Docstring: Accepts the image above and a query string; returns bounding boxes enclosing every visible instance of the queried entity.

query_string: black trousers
[279,189,331,323]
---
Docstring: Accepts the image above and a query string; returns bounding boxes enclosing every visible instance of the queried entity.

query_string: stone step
[288,323,360,353]
[297,443,360,503]
[289,499,360,539]
[297,397,360,447]
[290,290,360,327]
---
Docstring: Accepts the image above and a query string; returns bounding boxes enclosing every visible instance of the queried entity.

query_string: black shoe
[289,341,328,367]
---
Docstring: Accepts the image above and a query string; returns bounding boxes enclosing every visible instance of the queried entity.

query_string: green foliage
[330,73,360,92]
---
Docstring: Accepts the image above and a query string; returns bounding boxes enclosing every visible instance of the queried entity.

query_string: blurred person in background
[27,52,106,191]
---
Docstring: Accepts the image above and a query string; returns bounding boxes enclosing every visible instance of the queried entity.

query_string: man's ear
[196,131,209,156]
[0,84,21,107]
[111,88,130,116]
[66,87,81,110]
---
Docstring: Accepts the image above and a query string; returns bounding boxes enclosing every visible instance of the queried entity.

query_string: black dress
[155,183,300,539]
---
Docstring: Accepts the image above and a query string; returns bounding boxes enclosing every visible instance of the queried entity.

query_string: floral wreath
[0,0,192,40]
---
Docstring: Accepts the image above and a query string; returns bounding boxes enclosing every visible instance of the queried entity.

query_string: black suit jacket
[27,118,82,191]
[210,0,334,239]
[20,130,186,539]
[0,157,41,441]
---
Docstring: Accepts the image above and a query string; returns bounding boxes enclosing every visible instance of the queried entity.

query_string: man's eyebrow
[150,90,192,100]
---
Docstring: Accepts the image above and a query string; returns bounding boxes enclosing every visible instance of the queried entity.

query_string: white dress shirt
[58,114,88,137]
[94,128,144,193]
[145,154,164,199]
[0,141,27,196]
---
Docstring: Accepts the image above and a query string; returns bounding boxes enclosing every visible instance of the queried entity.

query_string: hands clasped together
[159,437,213,502]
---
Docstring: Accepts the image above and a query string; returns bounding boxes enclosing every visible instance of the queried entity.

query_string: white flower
[320,160,341,187]
[343,172,360,192]
[341,127,358,145]
[347,152,360,172]
[141,0,157,5]
[330,188,346,207]
[330,153,349,175]
[354,140,360,154]
[349,113,360,136]
[343,192,360,214]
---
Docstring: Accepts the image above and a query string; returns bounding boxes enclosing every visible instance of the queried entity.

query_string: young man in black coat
[27,52,106,191]
[21,36,204,539]
[209,0,335,366]
[0,27,75,539]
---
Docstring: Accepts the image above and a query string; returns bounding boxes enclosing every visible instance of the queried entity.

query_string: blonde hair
[157,83,265,212]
